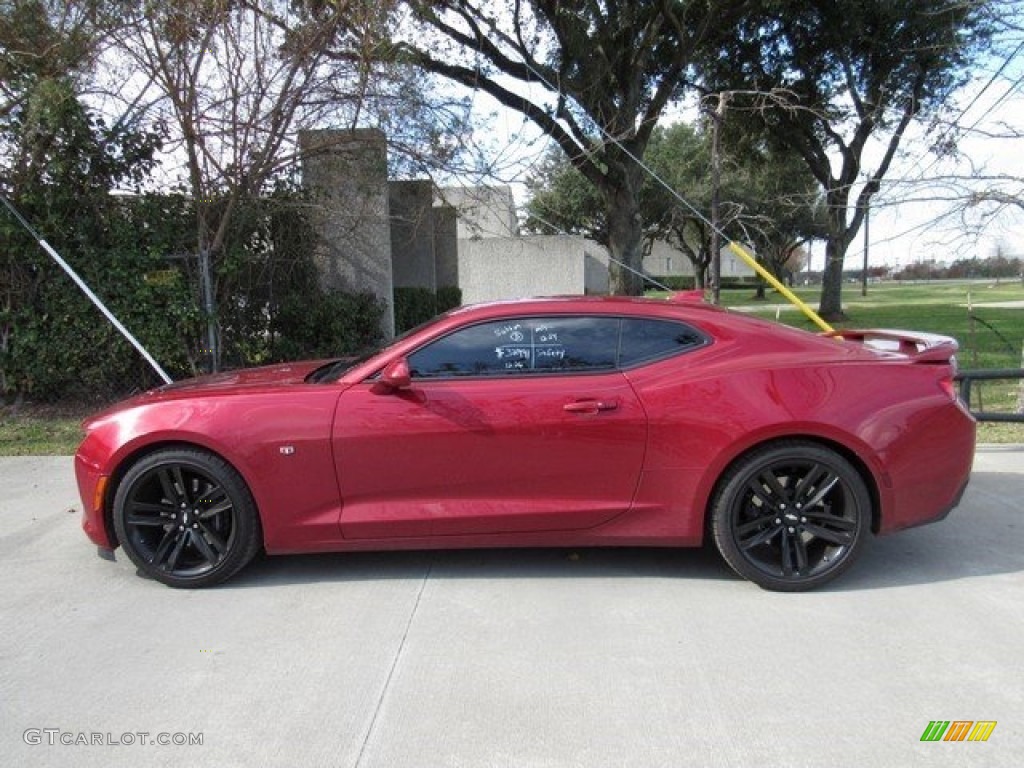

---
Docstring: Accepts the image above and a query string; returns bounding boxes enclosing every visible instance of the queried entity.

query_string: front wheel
[711,442,871,591]
[113,448,262,588]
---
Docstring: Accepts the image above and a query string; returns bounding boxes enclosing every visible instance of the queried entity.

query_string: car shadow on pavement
[226,545,735,589]
[223,471,1022,592]
[828,470,1024,591]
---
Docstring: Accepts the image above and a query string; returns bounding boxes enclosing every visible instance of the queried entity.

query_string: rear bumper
[878,403,975,533]
[893,475,970,532]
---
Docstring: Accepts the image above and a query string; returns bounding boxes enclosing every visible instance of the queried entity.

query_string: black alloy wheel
[711,441,871,591]
[113,448,262,588]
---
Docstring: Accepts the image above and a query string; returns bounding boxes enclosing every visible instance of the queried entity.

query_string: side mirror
[380,358,412,390]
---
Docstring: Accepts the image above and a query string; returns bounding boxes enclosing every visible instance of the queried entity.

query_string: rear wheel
[113,448,262,588]
[711,442,871,591]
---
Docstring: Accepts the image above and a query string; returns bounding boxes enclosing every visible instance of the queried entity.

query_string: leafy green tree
[0,86,191,399]
[724,136,828,294]
[0,1,180,399]
[394,0,748,295]
[525,121,825,290]
[1,1,384,400]
[639,122,720,287]
[524,150,606,242]
[525,124,725,288]
[0,0,103,122]
[700,0,993,319]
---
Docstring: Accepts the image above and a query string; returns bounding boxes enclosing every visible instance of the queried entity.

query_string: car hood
[159,360,328,392]
[88,360,333,417]
[80,360,340,432]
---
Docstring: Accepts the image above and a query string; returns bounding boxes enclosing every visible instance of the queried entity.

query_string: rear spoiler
[822,329,959,364]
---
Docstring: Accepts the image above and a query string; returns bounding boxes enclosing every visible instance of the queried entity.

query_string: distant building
[435,186,519,240]
[642,240,756,280]
[300,129,611,337]
[301,129,766,340]
[436,184,608,303]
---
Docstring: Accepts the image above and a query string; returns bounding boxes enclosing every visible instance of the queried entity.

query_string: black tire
[113,448,262,588]
[711,441,871,591]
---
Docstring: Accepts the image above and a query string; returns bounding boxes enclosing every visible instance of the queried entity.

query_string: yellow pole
[725,241,835,334]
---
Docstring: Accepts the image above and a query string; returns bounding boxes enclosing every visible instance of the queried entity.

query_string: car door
[333,316,647,539]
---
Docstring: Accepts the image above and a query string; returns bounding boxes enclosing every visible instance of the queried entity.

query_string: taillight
[939,377,957,401]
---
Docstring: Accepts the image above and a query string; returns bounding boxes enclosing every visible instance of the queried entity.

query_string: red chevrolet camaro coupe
[75,295,975,590]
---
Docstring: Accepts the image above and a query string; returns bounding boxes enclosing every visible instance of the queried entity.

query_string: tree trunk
[819,191,853,320]
[605,184,645,295]
[819,236,848,321]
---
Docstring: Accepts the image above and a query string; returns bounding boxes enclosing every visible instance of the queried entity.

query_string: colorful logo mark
[920,721,997,742]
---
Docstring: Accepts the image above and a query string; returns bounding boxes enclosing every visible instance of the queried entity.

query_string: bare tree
[103,0,390,370]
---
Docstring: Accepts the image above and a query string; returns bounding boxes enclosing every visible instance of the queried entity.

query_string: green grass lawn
[719,280,1024,367]
[717,278,1024,310]
[0,405,91,456]
[653,279,1024,367]
[2,280,1022,454]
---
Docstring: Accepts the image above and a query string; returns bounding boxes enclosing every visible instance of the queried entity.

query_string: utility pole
[861,197,870,297]
[709,91,729,304]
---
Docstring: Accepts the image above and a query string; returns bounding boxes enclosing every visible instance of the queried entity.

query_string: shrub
[393,286,438,333]
[436,285,462,313]
[649,275,696,290]
[271,291,383,362]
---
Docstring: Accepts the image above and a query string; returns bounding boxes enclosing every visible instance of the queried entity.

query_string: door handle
[563,398,619,414]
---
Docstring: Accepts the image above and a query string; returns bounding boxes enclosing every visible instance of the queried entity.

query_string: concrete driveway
[1,448,1022,768]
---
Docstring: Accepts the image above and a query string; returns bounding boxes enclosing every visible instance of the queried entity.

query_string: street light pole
[861,198,870,297]
[709,91,729,304]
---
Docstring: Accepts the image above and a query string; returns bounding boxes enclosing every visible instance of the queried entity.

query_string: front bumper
[74,451,114,550]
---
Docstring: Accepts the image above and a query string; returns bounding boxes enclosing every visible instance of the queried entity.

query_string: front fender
[76,390,343,550]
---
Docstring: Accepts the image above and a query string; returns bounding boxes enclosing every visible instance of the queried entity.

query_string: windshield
[305,351,378,383]
[305,311,454,383]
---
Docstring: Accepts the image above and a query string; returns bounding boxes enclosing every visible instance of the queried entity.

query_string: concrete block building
[300,129,610,338]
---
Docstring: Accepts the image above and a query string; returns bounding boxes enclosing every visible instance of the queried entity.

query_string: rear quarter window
[619,318,707,367]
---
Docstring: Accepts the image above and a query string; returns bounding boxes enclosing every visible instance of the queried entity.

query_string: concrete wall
[458,235,588,304]
[299,128,395,338]
[389,180,435,290]
[298,130,614,323]
[438,186,519,240]
[643,240,690,276]
[720,244,756,277]
[583,240,610,294]
[433,205,459,288]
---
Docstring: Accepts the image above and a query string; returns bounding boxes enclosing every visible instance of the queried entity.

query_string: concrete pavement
[1,449,1022,767]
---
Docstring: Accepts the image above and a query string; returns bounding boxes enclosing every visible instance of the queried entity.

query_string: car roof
[446,294,727,319]
[338,294,889,384]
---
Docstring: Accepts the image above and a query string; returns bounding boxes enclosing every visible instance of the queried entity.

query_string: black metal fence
[956,369,1024,423]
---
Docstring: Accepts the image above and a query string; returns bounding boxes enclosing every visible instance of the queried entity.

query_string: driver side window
[408,317,619,378]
